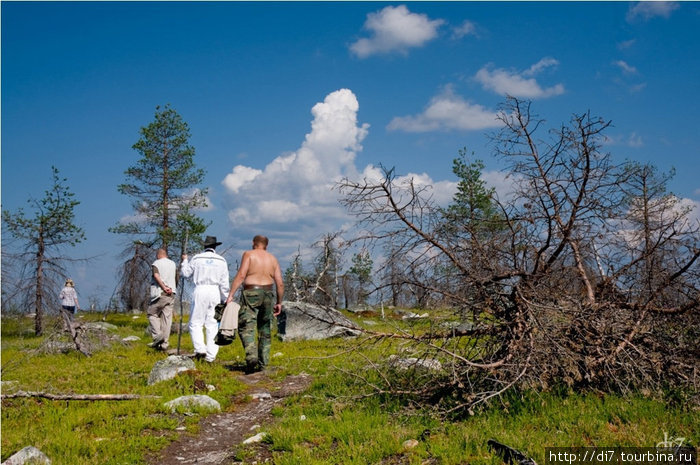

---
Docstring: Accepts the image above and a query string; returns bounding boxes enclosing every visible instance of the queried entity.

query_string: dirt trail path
[149,372,312,465]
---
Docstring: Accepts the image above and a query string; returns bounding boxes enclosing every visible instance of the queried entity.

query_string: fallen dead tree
[1,391,161,401]
[336,97,699,415]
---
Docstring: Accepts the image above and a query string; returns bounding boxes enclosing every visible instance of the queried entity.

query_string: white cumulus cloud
[617,195,700,247]
[387,87,501,132]
[627,133,644,147]
[680,197,700,227]
[603,132,644,148]
[223,165,262,194]
[475,58,565,99]
[613,60,638,75]
[360,164,458,210]
[452,20,478,39]
[627,1,679,22]
[219,89,478,265]
[523,57,559,76]
[350,5,444,58]
[617,39,636,50]
[482,170,518,203]
[222,89,369,230]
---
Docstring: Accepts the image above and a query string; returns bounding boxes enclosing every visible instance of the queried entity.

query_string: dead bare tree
[115,240,154,312]
[336,97,699,415]
[284,248,306,302]
[283,234,345,307]
[309,232,343,307]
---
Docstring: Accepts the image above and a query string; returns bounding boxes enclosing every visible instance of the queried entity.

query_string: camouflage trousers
[238,288,275,370]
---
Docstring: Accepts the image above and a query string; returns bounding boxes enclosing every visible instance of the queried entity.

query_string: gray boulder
[388,355,443,373]
[1,446,51,465]
[41,341,75,354]
[277,301,361,341]
[84,322,118,331]
[171,320,188,334]
[346,304,373,314]
[164,395,221,414]
[147,355,196,385]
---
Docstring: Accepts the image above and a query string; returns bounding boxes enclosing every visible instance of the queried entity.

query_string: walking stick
[177,228,189,355]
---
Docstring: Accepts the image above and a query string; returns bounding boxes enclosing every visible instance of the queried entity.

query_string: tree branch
[1,391,161,401]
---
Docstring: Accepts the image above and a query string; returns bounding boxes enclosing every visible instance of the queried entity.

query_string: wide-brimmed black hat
[203,236,222,248]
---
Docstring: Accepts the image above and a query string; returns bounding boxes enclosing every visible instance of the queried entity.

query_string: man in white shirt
[181,236,230,362]
[147,248,177,351]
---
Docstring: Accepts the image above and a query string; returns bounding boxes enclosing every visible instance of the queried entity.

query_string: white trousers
[189,285,221,362]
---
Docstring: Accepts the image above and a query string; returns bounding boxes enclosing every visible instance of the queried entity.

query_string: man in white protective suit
[180,236,230,362]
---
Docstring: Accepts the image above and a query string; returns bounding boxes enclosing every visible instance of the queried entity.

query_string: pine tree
[2,166,85,335]
[349,250,373,305]
[444,148,500,230]
[110,105,208,310]
[111,104,208,254]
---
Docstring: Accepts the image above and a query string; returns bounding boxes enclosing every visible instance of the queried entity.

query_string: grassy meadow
[1,310,697,464]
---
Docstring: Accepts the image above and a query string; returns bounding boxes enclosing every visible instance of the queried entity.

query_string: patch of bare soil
[148,371,312,465]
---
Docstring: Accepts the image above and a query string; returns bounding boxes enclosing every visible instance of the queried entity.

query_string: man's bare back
[226,235,284,315]
[240,248,278,286]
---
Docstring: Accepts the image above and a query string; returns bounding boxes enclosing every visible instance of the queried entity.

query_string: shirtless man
[226,235,284,373]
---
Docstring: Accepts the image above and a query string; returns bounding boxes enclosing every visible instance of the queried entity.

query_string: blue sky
[2,2,699,305]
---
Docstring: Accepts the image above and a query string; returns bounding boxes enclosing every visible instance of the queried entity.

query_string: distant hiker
[59,278,80,319]
[181,236,230,363]
[226,235,284,373]
[147,248,177,351]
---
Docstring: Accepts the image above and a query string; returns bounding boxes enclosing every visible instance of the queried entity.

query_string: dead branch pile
[336,97,699,415]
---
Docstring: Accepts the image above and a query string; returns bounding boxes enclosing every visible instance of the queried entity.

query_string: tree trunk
[571,240,596,304]
[61,309,91,356]
[34,227,45,336]
[161,142,170,254]
[342,275,349,309]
